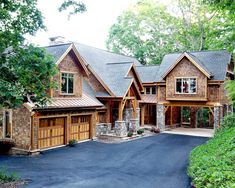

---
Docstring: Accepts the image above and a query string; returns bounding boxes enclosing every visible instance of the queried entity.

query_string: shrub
[127,132,133,137]
[0,139,16,155]
[68,139,77,147]
[137,129,144,135]
[0,167,19,182]
[151,127,160,133]
[188,126,235,188]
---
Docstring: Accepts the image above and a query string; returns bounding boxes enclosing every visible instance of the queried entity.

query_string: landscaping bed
[188,115,235,188]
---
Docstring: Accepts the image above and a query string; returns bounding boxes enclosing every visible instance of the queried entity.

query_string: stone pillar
[136,107,140,128]
[114,121,127,137]
[129,119,139,133]
[214,106,223,129]
[123,108,133,130]
[157,104,165,131]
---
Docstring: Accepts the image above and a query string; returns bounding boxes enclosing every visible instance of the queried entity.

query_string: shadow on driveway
[0,134,208,188]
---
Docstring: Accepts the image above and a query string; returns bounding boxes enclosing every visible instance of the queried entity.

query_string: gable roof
[136,65,160,83]
[159,50,231,81]
[45,43,89,76]
[45,42,142,98]
[162,52,212,79]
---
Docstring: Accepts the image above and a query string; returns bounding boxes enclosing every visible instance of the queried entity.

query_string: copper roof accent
[140,95,158,104]
[46,94,104,109]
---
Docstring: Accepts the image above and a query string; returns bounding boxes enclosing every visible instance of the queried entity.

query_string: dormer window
[61,73,74,94]
[145,86,156,95]
[176,78,196,94]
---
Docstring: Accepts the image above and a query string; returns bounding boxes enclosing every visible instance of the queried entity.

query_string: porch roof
[140,95,158,104]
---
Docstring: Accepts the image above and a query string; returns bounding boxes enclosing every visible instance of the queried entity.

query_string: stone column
[123,108,133,130]
[157,104,165,131]
[136,107,140,128]
[214,106,223,129]
[129,119,139,133]
[115,121,127,137]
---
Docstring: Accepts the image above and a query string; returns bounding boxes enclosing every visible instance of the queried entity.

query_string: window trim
[174,77,197,94]
[60,72,75,95]
[2,110,12,139]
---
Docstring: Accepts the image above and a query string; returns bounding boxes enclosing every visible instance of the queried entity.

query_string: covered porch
[157,101,225,131]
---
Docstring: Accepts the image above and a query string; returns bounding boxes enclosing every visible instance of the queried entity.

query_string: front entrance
[38,117,65,149]
[70,115,91,141]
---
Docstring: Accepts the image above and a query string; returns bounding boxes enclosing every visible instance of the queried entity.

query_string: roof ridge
[106,62,133,65]
[42,42,72,48]
[136,65,160,67]
[164,49,229,56]
[74,42,138,60]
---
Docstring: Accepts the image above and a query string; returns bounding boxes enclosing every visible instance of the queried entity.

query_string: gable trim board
[123,78,142,100]
[55,43,89,76]
[161,52,212,79]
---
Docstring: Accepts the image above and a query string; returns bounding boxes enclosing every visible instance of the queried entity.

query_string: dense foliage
[188,117,235,188]
[106,0,235,65]
[0,0,85,108]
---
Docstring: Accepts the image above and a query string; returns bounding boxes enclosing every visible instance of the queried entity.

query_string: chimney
[49,36,67,45]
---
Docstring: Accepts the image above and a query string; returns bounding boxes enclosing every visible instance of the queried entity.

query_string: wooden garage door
[38,117,65,149]
[70,115,90,141]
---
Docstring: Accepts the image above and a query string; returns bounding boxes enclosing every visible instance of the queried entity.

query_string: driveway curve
[0,134,207,188]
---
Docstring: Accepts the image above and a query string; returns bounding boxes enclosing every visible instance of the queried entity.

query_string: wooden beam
[118,101,123,121]
[164,106,169,113]
[209,107,214,116]
[141,105,145,126]
[170,106,173,126]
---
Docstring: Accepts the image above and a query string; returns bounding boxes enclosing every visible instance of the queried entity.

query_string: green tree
[106,0,234,65]
[0,0,85,108]
[106,0,182,65]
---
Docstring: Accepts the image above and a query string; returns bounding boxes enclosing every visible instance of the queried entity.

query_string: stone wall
[214,106,223,128]
[96,123,111,136]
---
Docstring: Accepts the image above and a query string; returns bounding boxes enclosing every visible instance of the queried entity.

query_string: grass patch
[0,167,19,183]
[188,119,235,188]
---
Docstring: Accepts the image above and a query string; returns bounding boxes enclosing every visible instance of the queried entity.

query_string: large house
[0,39,233,153]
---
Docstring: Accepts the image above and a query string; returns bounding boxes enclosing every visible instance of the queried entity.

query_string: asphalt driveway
[0,134,207,188]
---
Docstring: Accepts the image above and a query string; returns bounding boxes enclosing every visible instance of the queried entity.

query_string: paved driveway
[0,134,207,188]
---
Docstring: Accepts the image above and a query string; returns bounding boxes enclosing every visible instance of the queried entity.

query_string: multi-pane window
[61,73,74,94]
[145,86,156,95]
[176,78,196,94]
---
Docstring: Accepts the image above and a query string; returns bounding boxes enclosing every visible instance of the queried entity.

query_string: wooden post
[118,101,123,121]
[170,106,173,127]
[141,105,145,126]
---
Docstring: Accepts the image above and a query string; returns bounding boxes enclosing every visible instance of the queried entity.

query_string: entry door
[38,117,65,149]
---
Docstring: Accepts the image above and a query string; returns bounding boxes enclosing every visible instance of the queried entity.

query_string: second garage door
[70,115,91,141]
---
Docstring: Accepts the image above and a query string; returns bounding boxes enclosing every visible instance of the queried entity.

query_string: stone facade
[114,121,127,137]
[96,123,111,136]
[157,104,165,131]
[0,108,31,150]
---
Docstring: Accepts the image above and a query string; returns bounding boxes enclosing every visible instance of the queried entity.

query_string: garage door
[38,117,65,149]
[70,115,90,141]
